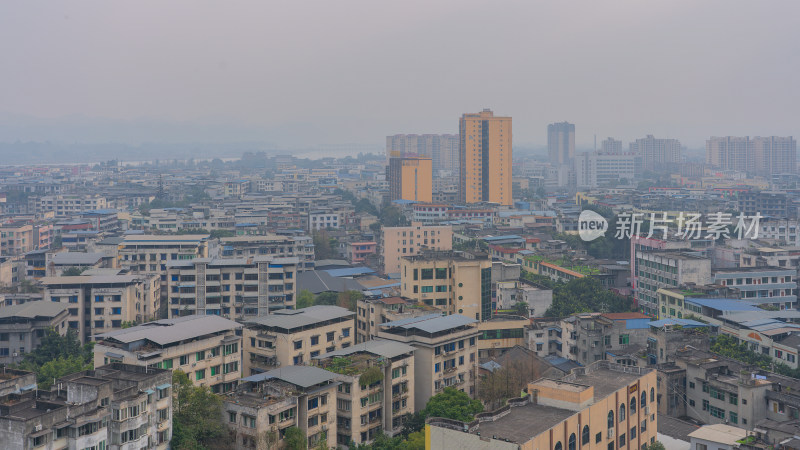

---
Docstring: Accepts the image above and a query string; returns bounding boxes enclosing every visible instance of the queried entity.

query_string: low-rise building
[313,339,415,446]
[355,297,434,343]
[0,302,69,365]
[166,256,298,319]
[93,315,242,393]
[426,361,659,450]
[242,305,355,376]
[400,250,493,321]
[0,363,172,450]
[381,222,452,275]
[477,315,529,359]
[219,234,315,272]
[377,313,479,408]
[42,274,161,342]
[223,365,339,449]
[117,234,210,275]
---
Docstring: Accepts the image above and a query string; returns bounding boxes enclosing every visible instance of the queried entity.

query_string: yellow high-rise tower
[458,109,512,206]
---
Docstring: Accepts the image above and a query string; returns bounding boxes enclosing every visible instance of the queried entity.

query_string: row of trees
[544,277,633,317]
[710,334,800,378]
[296,289,363,312]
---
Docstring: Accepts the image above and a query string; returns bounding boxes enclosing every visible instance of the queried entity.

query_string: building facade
[381,222,452,275]
[548,121,575,166]
[459,109,513,206]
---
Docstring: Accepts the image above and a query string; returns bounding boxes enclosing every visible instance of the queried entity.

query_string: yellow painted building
[459,109,512,206]
[388,157,433,203]
[426,361,658,450]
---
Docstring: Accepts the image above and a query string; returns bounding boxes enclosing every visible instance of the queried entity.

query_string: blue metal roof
[684,298,761,311]
[625,318,654,329]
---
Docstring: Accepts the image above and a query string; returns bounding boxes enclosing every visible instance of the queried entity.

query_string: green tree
[15,328,94,389]
[544,277,633,317]
[62,266,86,276]
[379,205,408,227]
[315,291,339,306]
[209,229,235,239]
[337,290,363,311]
[297,290,315,309]
[649,442,666,450]
[313,230,334,260]
[283,427,307,450]
[512,301,529,317]
[171,370,228,449]
[421,387,484,422]
[37,355,91,390]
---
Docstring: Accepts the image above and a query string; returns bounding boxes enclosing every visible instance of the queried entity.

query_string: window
[619,433,626,448]
[620,404,626,421]
[327,331,335,342]
[311,335,319,345]
[650,387,655,402]
[730,412,738,424]
[569,433,576,450]
[619,334,630,345]
[630,397,637,414]
[608,410,614,428]
[631,426,637,439]
[229,412,237,423]
[308,397,319,409]
[196,350,205,361]
[195,369,206,381]
[596,432,602,443]
[641,391,647,408]
[555,442,562,450]
[582,426,590,445]
[434,363,440,373]
[180,355,189,365]
[421,269,433,280]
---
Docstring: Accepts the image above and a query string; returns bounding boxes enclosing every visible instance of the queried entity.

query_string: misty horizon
[2,0,799,153]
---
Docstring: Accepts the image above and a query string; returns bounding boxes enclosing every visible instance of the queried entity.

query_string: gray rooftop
[41,275,140,285]
[246,305,354,330]
[0,302,69,320]
[380,313,477,333]
[50,252,105,265]
[95,315,241,346]
[467,403,576,445]
[313,339,414,360]
[241,365,339,389]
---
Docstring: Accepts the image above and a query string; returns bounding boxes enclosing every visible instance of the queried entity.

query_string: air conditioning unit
[12,353,18,357]
[34,424,42,432]
[607,428,614,439]
[338,335,344,341]
[591,343,596,348]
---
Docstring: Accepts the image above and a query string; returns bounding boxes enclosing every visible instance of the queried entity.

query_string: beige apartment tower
[387,157,433,203]
[459,109,512,206]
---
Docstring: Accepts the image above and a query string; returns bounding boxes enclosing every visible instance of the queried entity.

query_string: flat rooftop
[474,403,576,444]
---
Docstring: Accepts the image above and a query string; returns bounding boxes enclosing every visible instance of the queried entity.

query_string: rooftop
[95,315,241,346]
[688,424,748,445]
[0,301,68,320]
[240,365,339,389]
[50,252,105,265]
[245,305,354,330]
[314,339,414,361]
[380,313,478,334]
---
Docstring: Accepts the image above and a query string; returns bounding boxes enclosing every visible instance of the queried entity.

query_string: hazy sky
[1,0,798,149]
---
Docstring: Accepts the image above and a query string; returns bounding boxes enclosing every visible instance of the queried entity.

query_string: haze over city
[2,0,799,154]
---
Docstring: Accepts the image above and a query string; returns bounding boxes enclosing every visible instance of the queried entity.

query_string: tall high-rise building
[601,137,623,153]
[459,109,512,206]
[547,122,575,165]
[387,156,433,203]
[629,135,682,170]
[706,136,796,176]
[386,134,459,174]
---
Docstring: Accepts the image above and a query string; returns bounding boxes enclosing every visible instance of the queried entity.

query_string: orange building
[388,156,433,203]
[459,109,512,206]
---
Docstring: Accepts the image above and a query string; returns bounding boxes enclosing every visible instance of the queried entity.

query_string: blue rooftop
[685,298,761,311]
[483,235,522,241]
